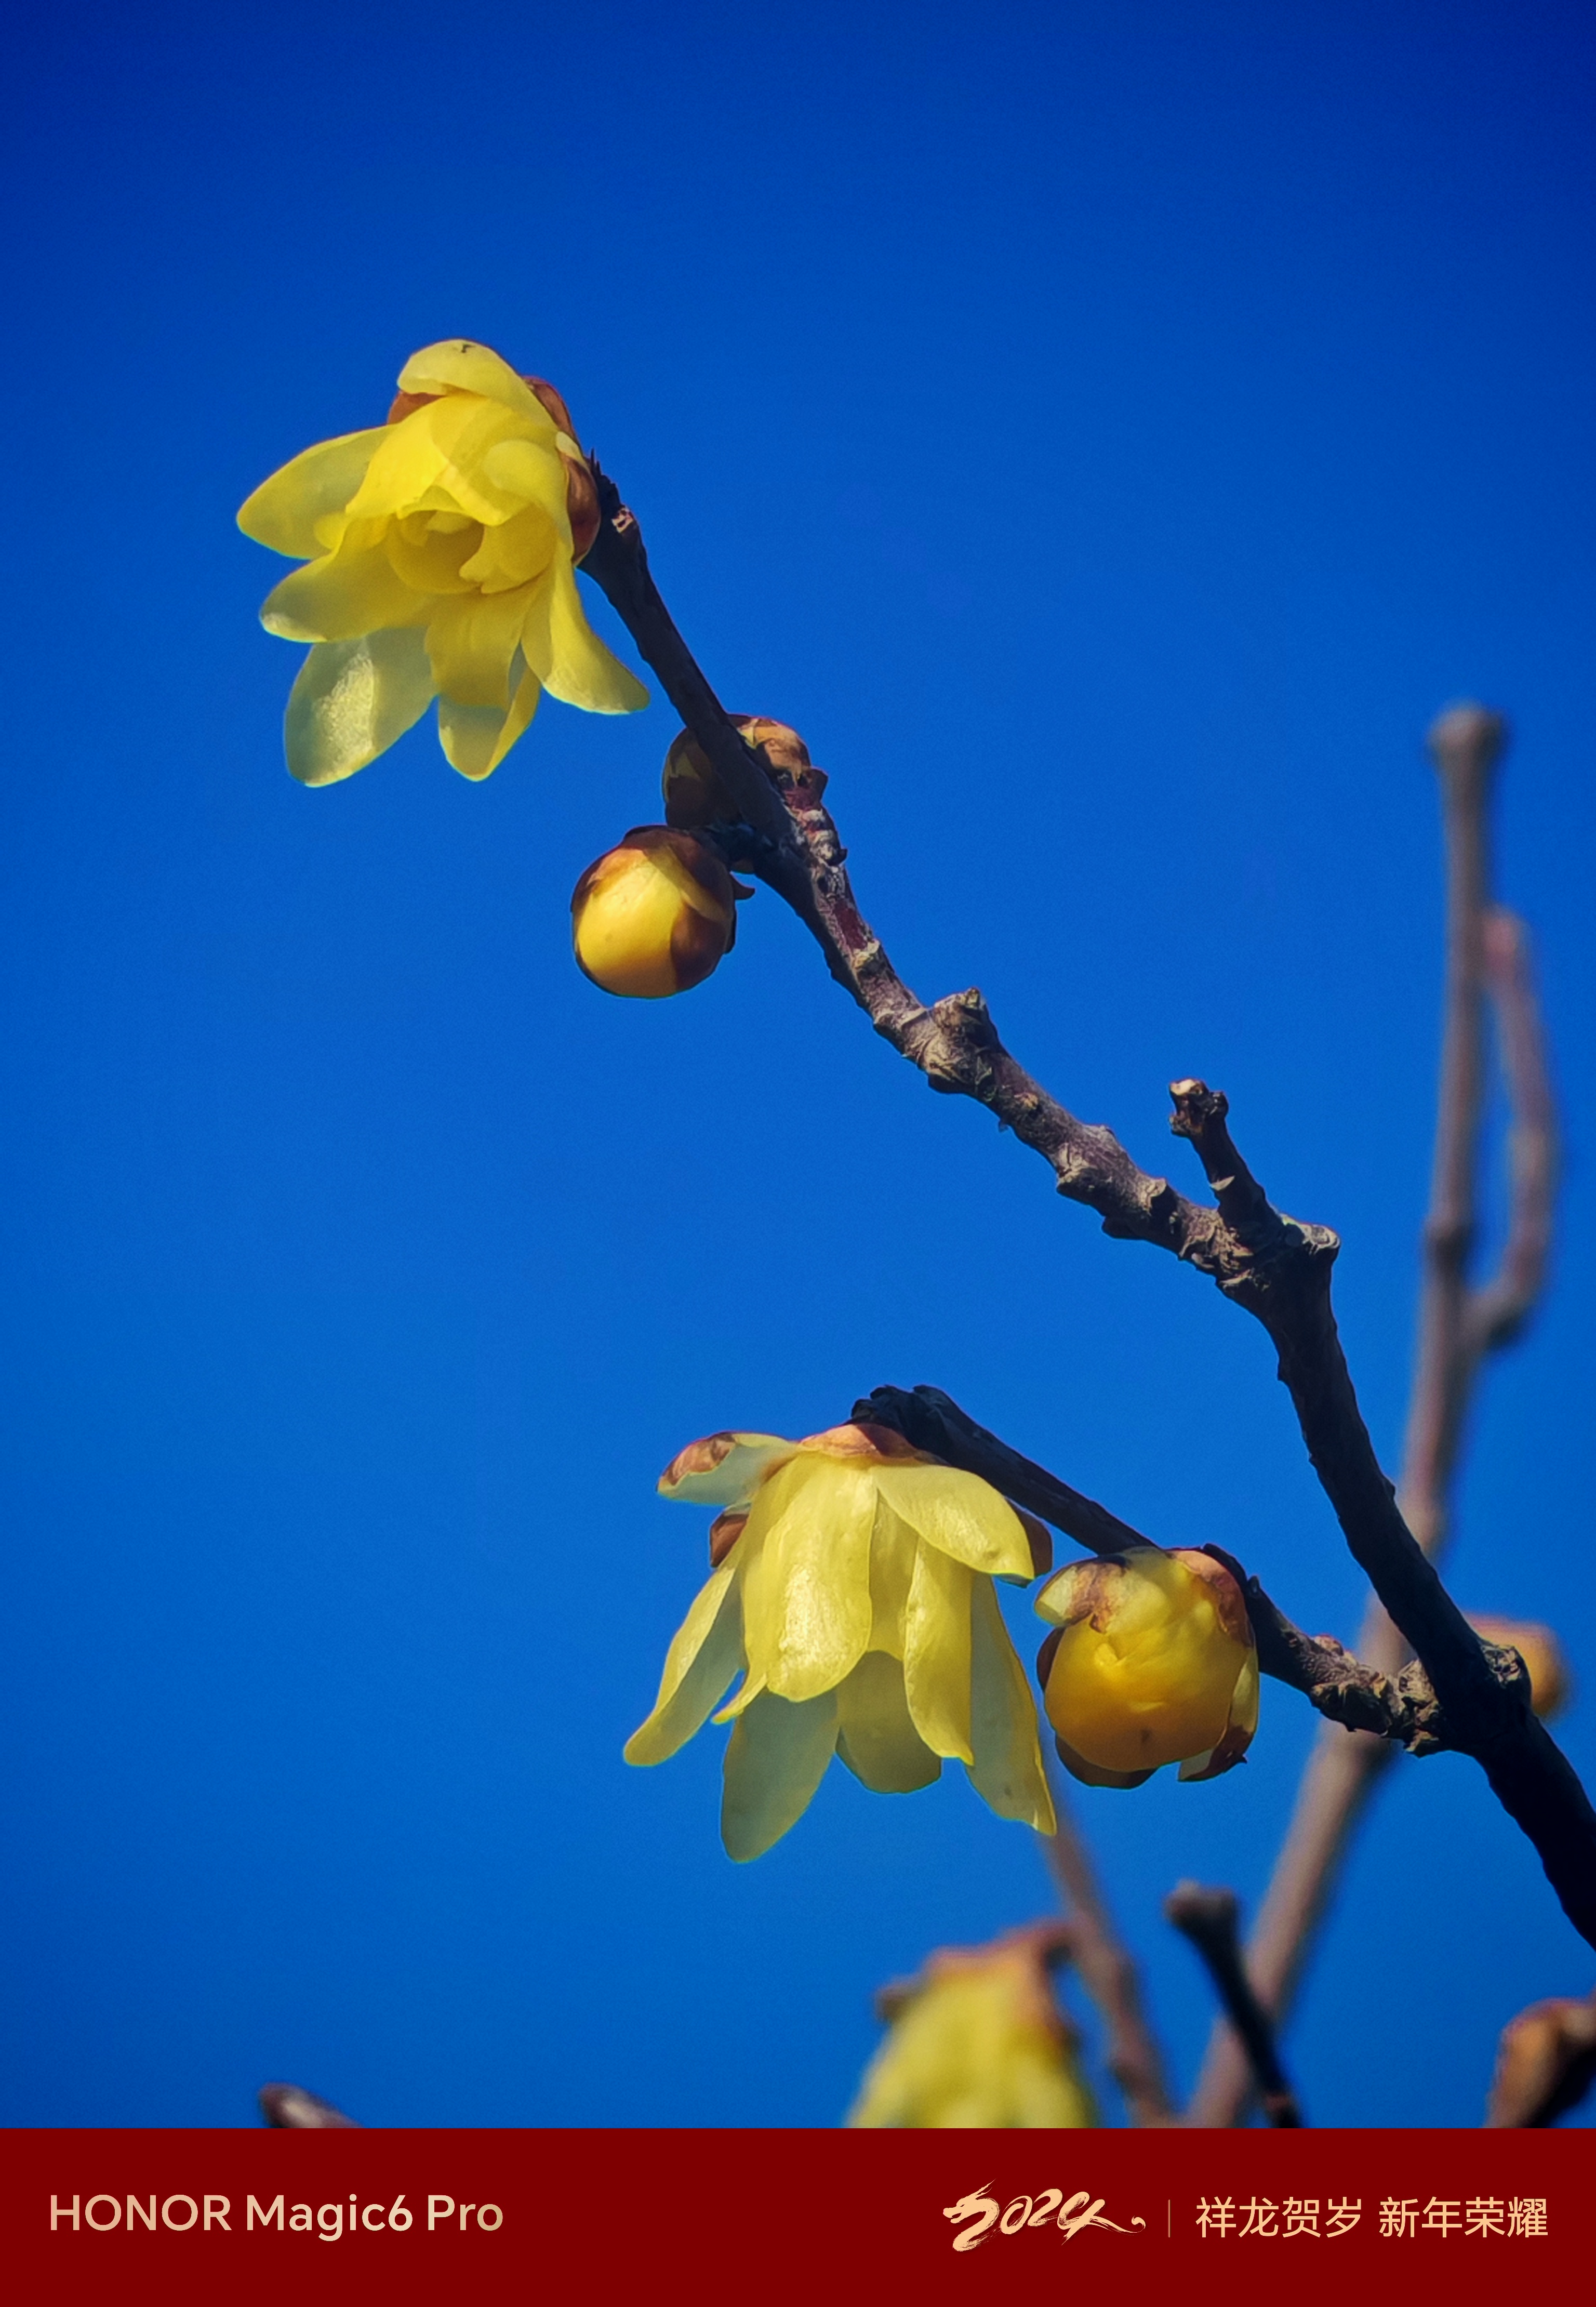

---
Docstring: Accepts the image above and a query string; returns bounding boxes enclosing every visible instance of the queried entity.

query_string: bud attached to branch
[1034,1545,1259,1787]
[571,827,743,999]
[1468,1615,1572,1721]
[662,715,828,828]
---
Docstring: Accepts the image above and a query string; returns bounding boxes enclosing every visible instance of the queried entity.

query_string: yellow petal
[237,428,389,559]
[524,557,650,714]
[738,1456,874,1702]
[260,543,422,644]
[397,340,553,425]
[872,1463,1035,1582]
[835,1652,941,1793]
[866,1493,917,1661]
[623,1560,744,1766]
[283,630,435,787]
[721,1689,839,1861]
[712,1670,766,1723]
[345,396,531,529]
[424,587,534,710]
[436,667,541,781]
[966,1577,1055,1831]
[657,1433,797,1507]
[900,1523,974,1764]
[477,436,571,523]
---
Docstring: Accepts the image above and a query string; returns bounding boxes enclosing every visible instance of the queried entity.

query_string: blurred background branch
[1190,705,1562,2127]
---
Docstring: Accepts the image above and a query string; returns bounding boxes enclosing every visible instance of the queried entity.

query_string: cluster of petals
[847,1924,1095,2128]
[1035,1543,1259,1787]
[625,1423,1057,1860]
[237,340,647,786]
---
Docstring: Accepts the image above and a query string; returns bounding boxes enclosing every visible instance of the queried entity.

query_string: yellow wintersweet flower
[625,1422,1057,1860]
[237,340,647,785]
[847,1924,1096,2128]
[1035,1544,1258,1787]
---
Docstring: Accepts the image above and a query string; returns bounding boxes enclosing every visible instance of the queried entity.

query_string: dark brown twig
[1484,1990,1596,2127]
[258,2082,360,2128]
[1165,1884,1302,2126]
[1190,707,1562,2125]
[580,511,1595,1945]
[857,1383,1502,1758]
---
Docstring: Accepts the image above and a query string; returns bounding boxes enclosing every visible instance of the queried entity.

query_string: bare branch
[1165,1884,1302,2127]
[580,510,1596,1950]
[1484,1990,1596,2127]
[1040,1775,1177,2127]
[258,2082,360,2128]
[1189,705,1563,2126]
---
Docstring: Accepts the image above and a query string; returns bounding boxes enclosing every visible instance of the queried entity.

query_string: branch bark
[1188,705,1563,2125]
[580,511,1595,1950]
[1166,1884,1302,2127]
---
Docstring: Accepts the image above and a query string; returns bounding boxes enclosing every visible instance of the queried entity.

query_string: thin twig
[1165,1884,1302,2126]
[1188,706,1562,2126]
[1484,1990,1596,2127]
[579,514,1595,1944]
[1040,1775,1178,2127]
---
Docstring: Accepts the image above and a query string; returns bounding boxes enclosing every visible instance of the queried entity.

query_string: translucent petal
[739,1457,874,1702]
[873,1463,1035,1581]
[712,1670,766,1723]
[260,545,422,644]
[835,1651,941,1793]
[435,669,541,781]
[424,587,533,710]
[967,1576,1056,1831]
[283,629,435,787]
[720,1688,839,1861]
[900,1521,974,1764]
[623,1560,744,1766]
[866,1493,917,1660]
[237,428,389,559]
[657,1434,796,1508]
[525,558,649,714]
[397,340,552,424]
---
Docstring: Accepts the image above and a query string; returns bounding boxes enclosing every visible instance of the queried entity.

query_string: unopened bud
[571,827,739,999]
[662,715,828,828]
[1034,1545,1258,1784]
[1468,1614,1571,1720]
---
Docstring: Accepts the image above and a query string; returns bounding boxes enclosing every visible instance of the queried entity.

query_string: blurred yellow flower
[848,1924,1096,2128]
[237,339,647,785]
[1468,1614,1572,1721]
[1035,1544,1258,1787]
[625,1422,1056,1859]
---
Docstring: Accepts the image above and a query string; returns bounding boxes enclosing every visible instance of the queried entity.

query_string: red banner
[0,2126,1583,2304]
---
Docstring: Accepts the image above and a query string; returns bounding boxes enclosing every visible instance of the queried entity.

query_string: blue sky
[2,0,1593,2126]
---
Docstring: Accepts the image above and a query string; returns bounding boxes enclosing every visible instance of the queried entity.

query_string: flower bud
[1468,1614,1572,1720]
[571,827,739,999]
[662,716,828,828]
[1034,1545,1258,1785]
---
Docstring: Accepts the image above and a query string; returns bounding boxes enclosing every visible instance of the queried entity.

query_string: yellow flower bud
[570,826,739,999]
[662,715,828,828]
[1034,1544,1258,1785]
[1468,1614,1572,1720]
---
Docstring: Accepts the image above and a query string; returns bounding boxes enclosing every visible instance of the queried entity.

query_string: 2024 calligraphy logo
[945,2185,1146,2250]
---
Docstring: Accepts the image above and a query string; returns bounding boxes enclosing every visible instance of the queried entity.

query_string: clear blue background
[3,0,1593,2128]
